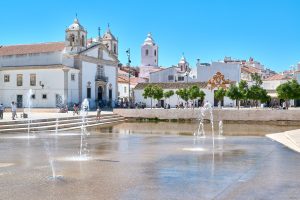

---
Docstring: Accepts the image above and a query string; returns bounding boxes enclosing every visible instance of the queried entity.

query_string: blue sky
[0,0,299,72]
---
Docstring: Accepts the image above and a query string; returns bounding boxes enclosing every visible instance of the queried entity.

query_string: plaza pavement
[267,129,300,153]
[0,110,113,122]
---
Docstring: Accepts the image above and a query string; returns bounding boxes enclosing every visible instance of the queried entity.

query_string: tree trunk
[286,99,289,110]
[237,99,240,110]
[150,98,152,109]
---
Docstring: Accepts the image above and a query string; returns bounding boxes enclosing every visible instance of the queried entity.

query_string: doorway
[160,100,165,108]
[98,86,103,101]
[17,95,23,108]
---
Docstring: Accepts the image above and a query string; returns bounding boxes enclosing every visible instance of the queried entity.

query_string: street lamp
[185,64,191,83]
[126,49,131,108]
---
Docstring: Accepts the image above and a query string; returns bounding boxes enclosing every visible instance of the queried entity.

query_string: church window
[154,50,157,56]
[145,49,149,56]
[30,74,36,86]
[109,89,112,100]
[124,86,127,93]
[178,76,184,81]
[113,44,117,54]
[17,74,23,86]
[71,74,75,81]
[4,74,10,82]
[81,35,85,46]
[31,94,35,99]
[87,87,91,99]
[96,65,105,80]
[69,34,75,45]
[168,75,174,81]
[42,94,47,99]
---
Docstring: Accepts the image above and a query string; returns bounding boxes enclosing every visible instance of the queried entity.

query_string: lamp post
[185,65,190,83]
[126,49,131,108]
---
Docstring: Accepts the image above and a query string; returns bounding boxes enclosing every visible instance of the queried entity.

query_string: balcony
[95,75,108,82]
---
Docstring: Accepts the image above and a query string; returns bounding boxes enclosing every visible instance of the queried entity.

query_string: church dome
[143,33,155,45]
[67,18,85,31]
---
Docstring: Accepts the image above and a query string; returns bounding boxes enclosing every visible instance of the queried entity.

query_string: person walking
[11,101,17,120]
[0,103,4,120]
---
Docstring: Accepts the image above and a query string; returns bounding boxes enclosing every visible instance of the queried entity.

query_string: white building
[139,33,161,79]
[134,82,234,108]
[0,18,119,108]
[149,55,196,83]
[197,61,241,83]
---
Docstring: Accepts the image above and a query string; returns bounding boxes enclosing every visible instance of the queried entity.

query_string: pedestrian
[0,103,4,120]
[96,106,101,121]
[11,101,17,120]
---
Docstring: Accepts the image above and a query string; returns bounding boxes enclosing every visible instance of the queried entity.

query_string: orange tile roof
[241,66,261,74]
[264,74,291,81]
[118,76,147,86]
[0,42,65,56]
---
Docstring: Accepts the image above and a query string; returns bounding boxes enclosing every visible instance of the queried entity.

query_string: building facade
[139,33,161,79]
[0,18,119,108]
[149,55,195,83]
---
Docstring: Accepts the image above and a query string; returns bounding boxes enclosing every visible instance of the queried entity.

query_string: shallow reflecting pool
[0,122,300,200]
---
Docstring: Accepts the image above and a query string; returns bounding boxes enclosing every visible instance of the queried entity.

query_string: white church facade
[0,18,119,109]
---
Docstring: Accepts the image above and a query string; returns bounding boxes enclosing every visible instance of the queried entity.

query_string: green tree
[198,90,206,107]
[176,88,189,104]
[247,85,270,108]
[152,86,164,107]
[225,84,243,109]
[276,80,300,109]
[163,90,174,105]
[143,85,155,108]
[251,73,263,86]
[238,80,249,105]
[214,88,226,108]
[188,86,200,108]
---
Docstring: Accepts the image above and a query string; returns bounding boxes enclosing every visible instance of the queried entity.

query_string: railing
[95,75,108,82]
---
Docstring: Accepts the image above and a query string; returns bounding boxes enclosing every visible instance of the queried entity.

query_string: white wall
[0,68,65,108]
[262,80,288,90]
[149,68,177,83]
[0,52,62,67]
[134,88,233,108]
[68,69,80,104]
[141,44,158,67]
[118,82,134,99]
[197,62,241,82]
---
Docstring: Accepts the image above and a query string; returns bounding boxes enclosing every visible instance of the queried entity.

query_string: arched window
[81,35,85,46]
[145,49,149,56]
[113,44,117,54]
[69,34,75,45]
[154,50,157,56]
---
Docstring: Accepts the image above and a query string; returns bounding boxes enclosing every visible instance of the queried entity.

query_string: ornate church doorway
[98,86,103,101]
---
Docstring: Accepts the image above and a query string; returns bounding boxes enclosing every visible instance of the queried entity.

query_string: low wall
[4,108,60,113]
[113,108,300,123]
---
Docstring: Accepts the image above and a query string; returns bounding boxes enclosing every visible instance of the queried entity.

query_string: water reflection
[97,121,300,136]
[0,122,299,200]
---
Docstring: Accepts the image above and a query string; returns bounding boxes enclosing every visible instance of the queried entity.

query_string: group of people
[0,101,17,120]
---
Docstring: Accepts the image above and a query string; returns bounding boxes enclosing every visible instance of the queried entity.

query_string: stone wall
[113,108,300,122]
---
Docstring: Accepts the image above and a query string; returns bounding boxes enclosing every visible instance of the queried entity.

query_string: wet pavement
[0,122,300,200]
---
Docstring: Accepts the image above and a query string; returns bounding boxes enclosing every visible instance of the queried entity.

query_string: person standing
[96,106,101,121]
[11,101,17,120]
[0,103,4,120]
